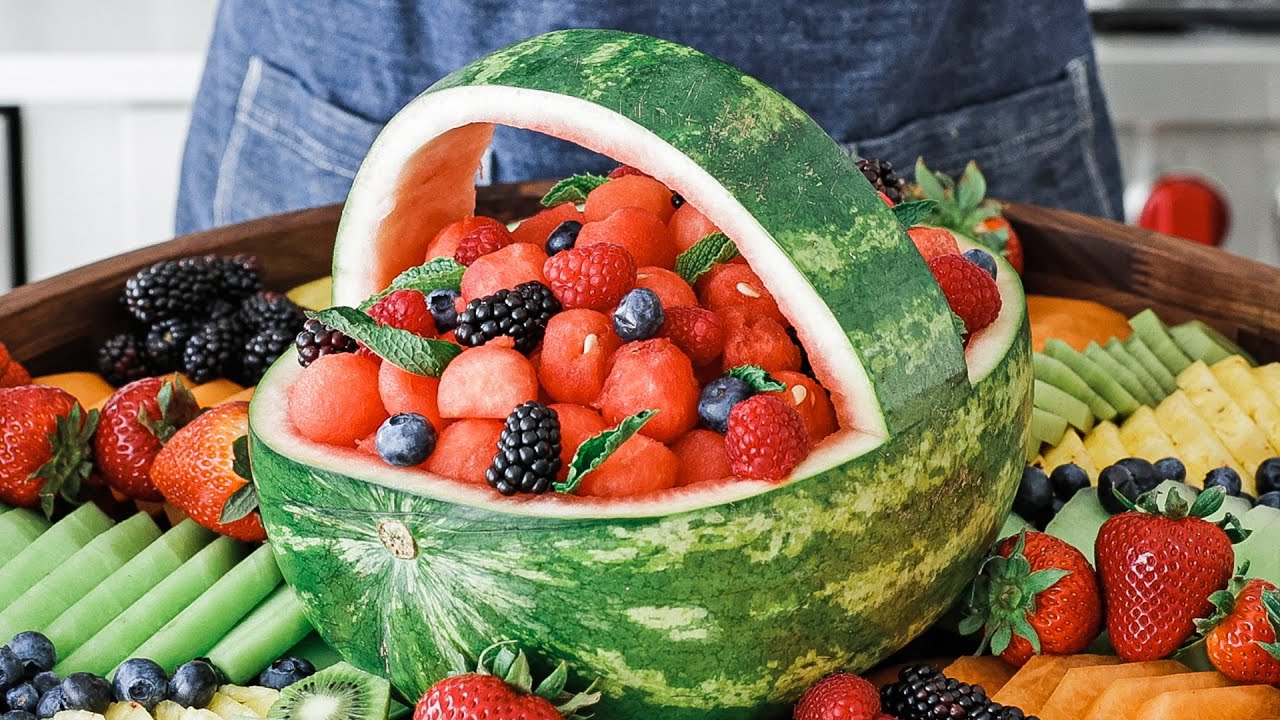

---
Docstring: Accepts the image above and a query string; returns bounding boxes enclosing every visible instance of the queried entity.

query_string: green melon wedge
[1030,408,1069,457]
[58,536,249,676]
[1083,341,1157,406]
[127,543,283,673]
[0,503,113,610]
[1043,340,1140,417]
[45,520,215,657]
[1170,321,1251,366]
[1129,309,1192,375]
[206,584,313,684]
[1045,488,1110,564]
[0,508,51,568]
[1033,352,1116,422]
[1105,339,1165,402]
[0,512,160,640]
[1125,336,1179,395]
[1034,380,1094,433]
[1237,505,1280,585]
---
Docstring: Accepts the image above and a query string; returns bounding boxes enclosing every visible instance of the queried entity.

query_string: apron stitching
[1066,55,1115,220]
[213,56,265,226]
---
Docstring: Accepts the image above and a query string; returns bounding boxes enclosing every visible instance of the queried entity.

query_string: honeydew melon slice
[1125,336,1179,395]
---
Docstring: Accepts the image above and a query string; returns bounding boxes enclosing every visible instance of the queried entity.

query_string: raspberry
[660,306,724,367]
[425,215,506,262]
[607,164,649,179]
[908,226,961,262]
[724,394,810,481]
[363,289,438,358]
[454,223,515,266]
[927,254,1002,336]
[795,673,882,720]
[543,242,637,311]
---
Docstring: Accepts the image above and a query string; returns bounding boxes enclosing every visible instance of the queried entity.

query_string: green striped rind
[252,323,1028,719]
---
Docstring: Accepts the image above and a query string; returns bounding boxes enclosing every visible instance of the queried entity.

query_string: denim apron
[176,0,1124,233]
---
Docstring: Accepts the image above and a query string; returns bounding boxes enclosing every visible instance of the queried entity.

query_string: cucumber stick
[0,509,51,568]
[0,503,113,610]
[58,536,249,676]
[206,583,312,683]
[0,512,160,640]
[127,543,282,674]
[45,520,216,657]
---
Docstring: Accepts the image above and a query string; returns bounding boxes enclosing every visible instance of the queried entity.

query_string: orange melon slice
[942,656,1017,695]
[1038,660,1188,720]
[1027,295,1131,353]
[991,654,1124,715]
[1132,684,1280,720]
[1083,670,1233,720]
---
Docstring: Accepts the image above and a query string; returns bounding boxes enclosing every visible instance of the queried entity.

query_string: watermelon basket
[0,29,1278,720]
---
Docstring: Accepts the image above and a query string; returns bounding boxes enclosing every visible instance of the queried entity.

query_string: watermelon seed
[583,333,599,355]
[376,519,418,559]
[791,385,808,404]
[735,282,761,298]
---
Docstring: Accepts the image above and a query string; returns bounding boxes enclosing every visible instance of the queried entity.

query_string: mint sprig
[891,199,937,229]
[306,307,461,377]
[555,410,657,494]
[540,174,608,207]
[359,258,465,311]
[725,365,785,393]
[674,232,738,284]
[219,435,259,524]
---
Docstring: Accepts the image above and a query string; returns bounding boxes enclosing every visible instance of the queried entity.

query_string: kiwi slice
[267,662,390,720]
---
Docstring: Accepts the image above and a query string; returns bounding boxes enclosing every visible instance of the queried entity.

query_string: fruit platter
[2,28,1280,720]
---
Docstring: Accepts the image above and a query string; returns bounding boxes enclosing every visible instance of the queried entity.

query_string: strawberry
[1095,486,1246,661]
[0,342,30,388]
[659,305,724,367]
[961,531,1103,667]
[415,643,599,720]
[454,223,515,266]
[724,394,810,481]
[976,215,1023,274]
[1199,575,1280,684]
[927,254,1001,336]
[909,158,1023,274]
[607,164,648,179]
[93,376,201,501]
[876,191,894,207]
[543,242,637,311]
[359,289,438,360]
[149,401,266,541]
[0,386,97,515]
[794,673,882,720]
[907,226,960,261]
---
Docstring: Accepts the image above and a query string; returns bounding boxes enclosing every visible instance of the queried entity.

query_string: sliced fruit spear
[1084,341,1157,406]
[1081,420,1127,470]
[1125,335,1179,395]
[1118,406,1178,463]
[1042,428,1098,479]
[1034,379,1095,432]
[1082,671,1231,720]
[1043,340,1139,417]
[0,506,51,567]
[1105,338,1165,402]
[1034,352,1117,422]
[1129,309,1193,375]
[1153,391,1240,486]
[1031,407,1069,447]
[0,502,113,608]
[206,583,314,684]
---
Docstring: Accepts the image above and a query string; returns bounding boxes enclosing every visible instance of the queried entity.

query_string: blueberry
[1239,492,1256,505]
[1050,497,1066,518]
[1204,467,1243,496]
[60,673,111,714]
[5,683,38,713]
[1257,491,1280,508]
[671,193,685,209]
[697,376,753,434]
[1048,463,1091,501]
[1098,463,1141,514]
[1116,457,1159,493]
[6,633,54,677]
[0,648,22,690]
[426,288,461,333]
[612,288,664,342]
[256,657,316,690]
[167,660,219,708]
[376,413,437,467]
[3,711,36,720]
[544,220,582,256]
[34,688,63,719]
[1153,457,1186,483]
[1257,457,1280,495]
[29,673,58,696]
[112,659,169,711]
[962,248,998,279]
[1013,466,1054,527]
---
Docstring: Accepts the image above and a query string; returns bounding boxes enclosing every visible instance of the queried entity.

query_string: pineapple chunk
[991,654,1124,716]
[1037,660,1188,720]
[1178,360,1276,485]
[1154,391,1238,485]
[152,701,185,720]
[1214,356,1280,451]
[1258,362,1280,403]
[105,702,154,720]
[53,713,108,720]
[942,656,1017,695]
[178,710,222,720]
[1082,420,1127,469]
[217,687,279,718]
[1043,428,1099,477]
[1119,405,1178,461]
[1082,670,1232,720]
[1132,684,1280,720]
[207,693,255,720]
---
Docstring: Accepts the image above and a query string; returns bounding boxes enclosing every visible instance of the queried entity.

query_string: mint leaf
[891,199,937,229]
[914,157,947,201]
[726,365,786,393]
[555,410,657,494]
[220,436,259,524]
[674,232,738,284]
[957,160,987,210]
[359,258,465,311]
[540,174,608,207]
[307,306,461,377]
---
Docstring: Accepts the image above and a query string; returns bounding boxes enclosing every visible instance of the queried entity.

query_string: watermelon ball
[596,338,700,443]
[719,306,802,374]
[378,361,448,434]
[437,345,538,419]
[288,353,388,446]
[767,370,838,443]
[167,660,218,709]
[1154,456,1187,483]
[112,659,168,711]
[426,419,505,486]
[577,433,679,497]
[698,376,753,434]
[697,264,786,326]
[1049,463,1091,501]
[538,310,622,406]
[375,413,438,467]
[257,657,316,690]
[613,288,665,342]
[584,174,676,224]
[7,631,54,675]
[576,207,677,269]
[1204,466,1243,496]
[511,202,583,246]
[549,403,608,481]
[59,673,111,714]
[672,429,732,486]
[545,220,582,256]
[425,216,507,262]
[426,288,461,332]
[1013,465,1054,527]
[963,248,998,279]
[668,202,720,254]
[460,242,549,304]
[635,267,697,309]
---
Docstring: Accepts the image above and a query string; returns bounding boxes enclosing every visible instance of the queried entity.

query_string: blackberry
[881,664,1034,720]
[237,291,305,334]
[486,402,562,495]
[455,281,561,354]
[210,254,261,302]
[294,318,357,367]
[240,325,295,384]
[121,258,220,324]
[182,318,242,384]
[97,332,155,386]
[144,318,193,372]
[856,157,907,204]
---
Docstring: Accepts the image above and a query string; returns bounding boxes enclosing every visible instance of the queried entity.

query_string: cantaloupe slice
[32,372,114,408]
[192,379,246,408]
[1027,295,1131,353]
[1154,391,1239,485]
[1037,659,1188,720]
[1132,684,1280,720]
[1082,421,1128,469]
[1119,405,1178,461]
[1214,356,1280,452]
[1178,360,1276,486]
[942,656,1017,696]
[991,654,1124,716]
[1082,670,1233,720]
[1042,428,1098,477]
